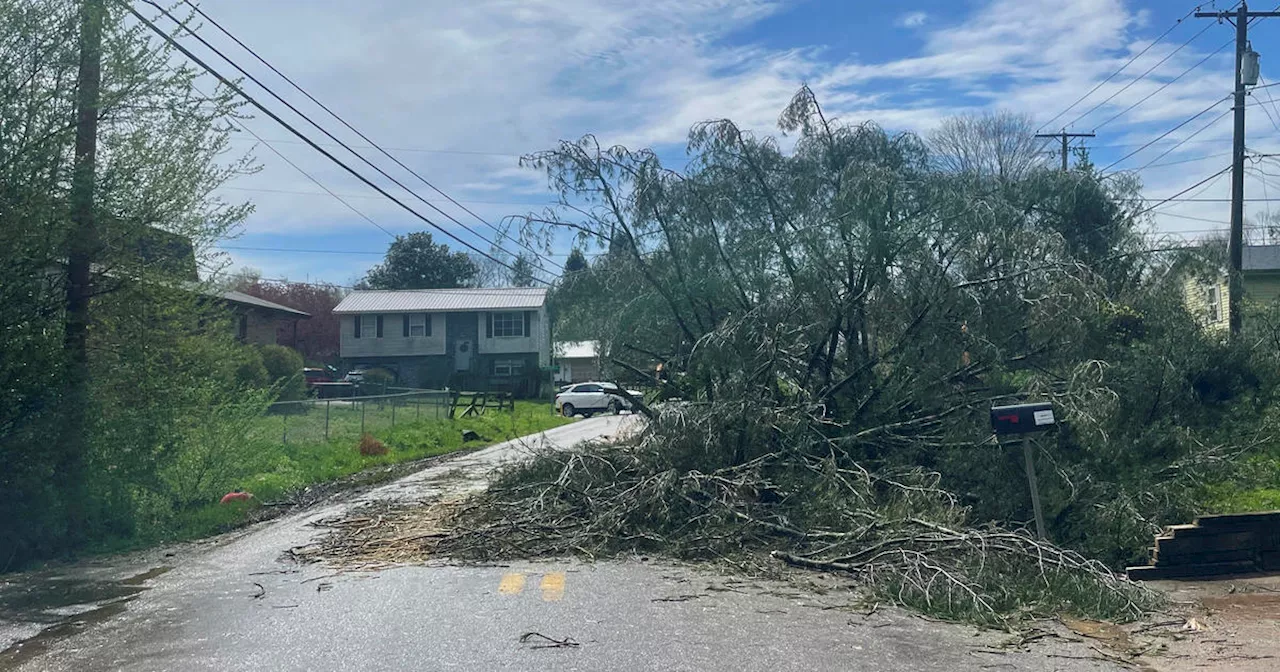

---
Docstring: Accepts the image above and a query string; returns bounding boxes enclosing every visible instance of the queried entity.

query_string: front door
[455,339,472,372]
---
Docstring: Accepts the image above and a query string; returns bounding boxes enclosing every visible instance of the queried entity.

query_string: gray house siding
[337,308,548,396]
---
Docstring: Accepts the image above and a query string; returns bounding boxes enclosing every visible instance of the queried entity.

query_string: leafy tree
[236,277,345,361]
[564,248,589,274]
[509,253,537,287]
[0,0,255,564]
[363,232,477,289]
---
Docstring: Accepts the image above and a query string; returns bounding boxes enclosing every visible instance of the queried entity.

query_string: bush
[233,347,269,389]
[361,367,395,394]
[259,344,307,401]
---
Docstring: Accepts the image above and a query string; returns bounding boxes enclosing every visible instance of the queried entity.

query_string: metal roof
[333,288,548,313]
[1244,245,1280,271]
[555,340,599,359]
[221,290,310,317]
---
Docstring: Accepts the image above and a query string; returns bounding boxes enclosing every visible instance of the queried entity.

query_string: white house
[332,287,550,395]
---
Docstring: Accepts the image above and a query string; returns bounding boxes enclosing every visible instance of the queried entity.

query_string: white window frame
[409,313,427,337]
[360,315,377,338]
[493,359,525,377]
[492,311,523,338]
[1206,285,1222,323]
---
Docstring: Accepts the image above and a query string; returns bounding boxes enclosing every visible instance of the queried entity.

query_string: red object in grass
[220,491,254,505]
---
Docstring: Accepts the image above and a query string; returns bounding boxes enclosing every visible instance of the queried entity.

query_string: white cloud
[898,11,928,28]
[184,0,1255,281]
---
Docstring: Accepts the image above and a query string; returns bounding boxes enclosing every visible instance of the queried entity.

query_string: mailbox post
[990,403,1056,540]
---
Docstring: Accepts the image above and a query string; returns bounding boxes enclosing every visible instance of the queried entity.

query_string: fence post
[282,410,288,445]
[325,399,331,441]
[360,399,366,436]
[391,396,397,427]
[415,395,421,421]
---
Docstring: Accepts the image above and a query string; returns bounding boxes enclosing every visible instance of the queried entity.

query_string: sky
[167,0,1280,287]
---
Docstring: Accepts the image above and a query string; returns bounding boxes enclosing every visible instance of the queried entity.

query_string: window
[408,314,427,337]
[573,383,603,393]
[493,359,525,377]
[491,311,524,338]
[359,314,377,339]
[1206,285,1222,323]
[237,314,248,341]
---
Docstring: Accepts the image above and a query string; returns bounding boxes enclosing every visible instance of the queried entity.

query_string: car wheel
[561,403,576,418]
[608,400,621,415]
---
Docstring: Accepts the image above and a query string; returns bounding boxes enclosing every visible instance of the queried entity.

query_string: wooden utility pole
[61,0,105,543]
[1034,131,1095,171]
[1197,1,1280,334]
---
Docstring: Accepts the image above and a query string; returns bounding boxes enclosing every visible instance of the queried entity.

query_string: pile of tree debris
[299,403,1159,626]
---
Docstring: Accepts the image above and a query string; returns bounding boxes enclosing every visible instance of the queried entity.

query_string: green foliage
[259,344,306,401]
[362,231,478,289]
[518,82,1280,595]
[509,253,538,287]
[0,0,256,566]
[110,402,570,547]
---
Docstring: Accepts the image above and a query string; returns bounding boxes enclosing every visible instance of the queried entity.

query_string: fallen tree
[296,89,1280,626]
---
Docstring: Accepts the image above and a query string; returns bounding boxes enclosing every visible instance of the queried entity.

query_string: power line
[1035,3,1213,133]
[1254,74,1280,132]
[218,184,559,208]
[135,1,556,278]
[1066,13,1222,130]
[1092,34,1234,132]
[202,86,398,240]
[178,0,563,275]
[1100,94,1231,172]
[1132,165,1232,216]
[1134,107,1232,171]
[121,1,549,286]
[226,136,523,158]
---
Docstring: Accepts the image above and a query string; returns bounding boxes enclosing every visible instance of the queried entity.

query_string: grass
[92,400,572,554]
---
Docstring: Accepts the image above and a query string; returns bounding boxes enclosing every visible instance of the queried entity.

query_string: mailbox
[990,403,1056,436]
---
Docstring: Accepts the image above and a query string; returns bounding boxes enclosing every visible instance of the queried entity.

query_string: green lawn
[106,400,571,551]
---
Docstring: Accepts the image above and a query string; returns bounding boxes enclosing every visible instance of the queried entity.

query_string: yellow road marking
[540,572,566,601]
[498,573,526,595]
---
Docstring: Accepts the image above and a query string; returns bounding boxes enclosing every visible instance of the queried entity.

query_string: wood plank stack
[1127,511,1280,580]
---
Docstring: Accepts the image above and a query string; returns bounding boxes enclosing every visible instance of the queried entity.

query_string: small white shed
[554,340,600,384]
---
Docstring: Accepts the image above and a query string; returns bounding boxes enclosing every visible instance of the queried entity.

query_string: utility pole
[61,0,105,545]
[1198,1,1277,334]
[1034,131,1096,171]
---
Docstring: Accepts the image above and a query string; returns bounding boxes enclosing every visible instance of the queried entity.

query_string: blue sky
[178,0,1280,286]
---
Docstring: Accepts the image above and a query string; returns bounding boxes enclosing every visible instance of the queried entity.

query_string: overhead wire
[1066,12,1223,130]
[200,84,398,239]
[1134,107,1232,171]
[1035,3,1214,133]
[1100,94,1231,172]
[1132,164,1232,216]
[121,1,551,285]
[176,0,564,275]
[134,0,558,279]
[1091,35,1234,132]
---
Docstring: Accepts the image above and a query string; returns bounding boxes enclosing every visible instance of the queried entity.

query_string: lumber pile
[1127,511,1280,580]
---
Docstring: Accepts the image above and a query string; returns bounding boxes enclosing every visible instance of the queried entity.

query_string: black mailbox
[990,403,1056,435]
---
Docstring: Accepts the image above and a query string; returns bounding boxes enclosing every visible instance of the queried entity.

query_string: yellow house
[1184,245,1280,331]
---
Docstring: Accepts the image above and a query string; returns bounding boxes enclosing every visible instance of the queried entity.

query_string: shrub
[361,367,395,395]
[259,344,307,402]
[358,433,388,457]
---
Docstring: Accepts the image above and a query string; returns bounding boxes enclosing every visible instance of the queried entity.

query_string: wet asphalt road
[1,415,1123,671]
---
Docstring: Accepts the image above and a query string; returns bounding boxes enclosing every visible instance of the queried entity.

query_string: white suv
[554,382,643,418]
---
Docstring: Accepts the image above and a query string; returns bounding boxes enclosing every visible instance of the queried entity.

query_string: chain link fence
[266,388,453,446]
